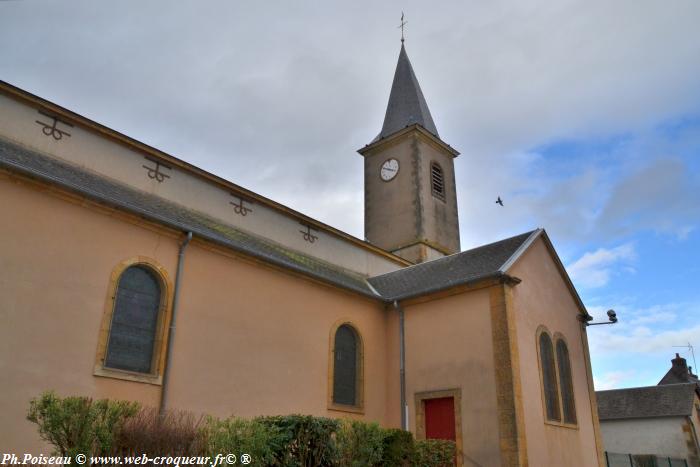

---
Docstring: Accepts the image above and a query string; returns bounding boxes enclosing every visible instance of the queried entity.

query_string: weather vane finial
[399,12,407,43]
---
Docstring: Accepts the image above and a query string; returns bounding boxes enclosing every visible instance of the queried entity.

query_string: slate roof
[368,230,539,301]
[1,138,547,302]
[659,371,699,385]
[374,44,439,142]
[596,383,698,421]
[658,354,700,386]
[0,138,376,298]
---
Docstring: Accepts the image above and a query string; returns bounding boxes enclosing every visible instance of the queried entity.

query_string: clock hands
[381,158,400,181]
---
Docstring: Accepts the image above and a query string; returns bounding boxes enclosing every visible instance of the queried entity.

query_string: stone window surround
[93,256,173,386]
[327,319,365,414]
[536,325,579,429]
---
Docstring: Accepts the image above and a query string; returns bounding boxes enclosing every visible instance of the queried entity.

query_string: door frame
[415,388,463,466]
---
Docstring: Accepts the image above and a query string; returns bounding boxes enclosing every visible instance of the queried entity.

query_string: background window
[556,339,577,424]
[431,162,445,200]
[333,324,359,406]
[539,332,561,422]
[104,265,162,374]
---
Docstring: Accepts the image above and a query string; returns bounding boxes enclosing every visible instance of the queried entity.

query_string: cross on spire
[398,12,407,43]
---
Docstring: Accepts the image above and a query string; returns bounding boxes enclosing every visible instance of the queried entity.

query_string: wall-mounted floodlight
[584,309,618,326]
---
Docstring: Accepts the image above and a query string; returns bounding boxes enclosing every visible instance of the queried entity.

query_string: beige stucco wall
[0,174,176,453]
[0,173,393,454]
[163,242,389,421]
[0,144,604,467]
[403,289,502,466]
[509,237,602,467]
[383,308,402,429]
[0,91,404,277]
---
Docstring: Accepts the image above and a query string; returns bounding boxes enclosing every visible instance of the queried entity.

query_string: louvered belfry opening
[333,324,358,406]
[431,162,445,201]
[556,339,577,424]
[539,332,561,422]
[105,265,162,374]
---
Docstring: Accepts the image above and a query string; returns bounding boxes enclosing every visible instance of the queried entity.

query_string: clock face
[380,158,400,181]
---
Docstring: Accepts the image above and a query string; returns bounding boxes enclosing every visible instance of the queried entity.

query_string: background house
[596,355,700,466]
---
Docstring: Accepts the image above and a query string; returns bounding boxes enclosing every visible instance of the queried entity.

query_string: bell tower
[359,44,460,263]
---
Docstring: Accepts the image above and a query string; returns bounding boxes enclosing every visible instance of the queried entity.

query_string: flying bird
[495,196,504,206]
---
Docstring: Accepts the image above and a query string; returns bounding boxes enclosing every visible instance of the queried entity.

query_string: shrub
[336,419,385,467]
[27,393,457,466]
[27,391,140,458]
[257,415,340,466]
[412,439,456,467]
[203,416,276,466]
[114,407,205,456]
[380,429,414,467]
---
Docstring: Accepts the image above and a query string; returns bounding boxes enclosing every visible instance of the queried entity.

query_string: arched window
[332,324,362,408]
[556,339,577,424]
[104,265,163,374]
[538,331,561,422]
[430,162,445,201]
[537,329,578,426]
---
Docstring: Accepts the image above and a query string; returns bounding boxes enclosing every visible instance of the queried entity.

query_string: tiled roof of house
[596,383,698,421]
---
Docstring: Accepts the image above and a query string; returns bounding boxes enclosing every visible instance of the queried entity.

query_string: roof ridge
[368,229,537,280]
[498,228,543,273]
[596,382,697,393]
[367,230,539,301]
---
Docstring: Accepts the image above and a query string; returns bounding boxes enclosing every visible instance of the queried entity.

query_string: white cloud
[1,1,699,244]
[591,324,700,355]
[597,158,700,240]
[588,301,699,388]
[587,302,682,327]
[632,311,677,326]
[567,243,636,288]
[594,370,637,391]
[587,301,700,359]
[628,306,678,326]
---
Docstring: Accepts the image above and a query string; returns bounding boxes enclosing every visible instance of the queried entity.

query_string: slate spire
[376,44,439,141]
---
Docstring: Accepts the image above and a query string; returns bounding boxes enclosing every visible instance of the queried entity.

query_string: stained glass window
[105,266,161,374]
[539,332,561,422]
[556,339,577,424]
[333,324,359,406]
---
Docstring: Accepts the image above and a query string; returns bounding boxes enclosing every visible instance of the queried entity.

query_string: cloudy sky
[2,1,699,390]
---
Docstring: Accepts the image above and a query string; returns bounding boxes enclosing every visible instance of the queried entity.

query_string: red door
[424,396,456,441]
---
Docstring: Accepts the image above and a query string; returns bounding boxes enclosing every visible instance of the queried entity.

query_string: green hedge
[27,392,139,458]
[336,420,385,466]
[27,392,456,466]
[413,440,455,467]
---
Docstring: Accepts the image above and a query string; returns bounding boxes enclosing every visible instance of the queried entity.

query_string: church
[0,42,604,466]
